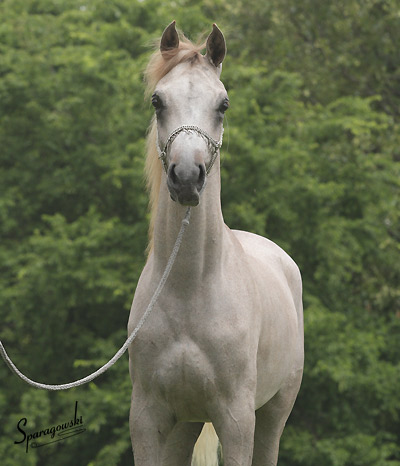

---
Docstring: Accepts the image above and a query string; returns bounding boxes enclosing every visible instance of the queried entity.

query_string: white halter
[156,125,224,175]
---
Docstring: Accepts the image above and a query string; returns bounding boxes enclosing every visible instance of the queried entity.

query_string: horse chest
[147,332,251,421]
[133,292,256,419]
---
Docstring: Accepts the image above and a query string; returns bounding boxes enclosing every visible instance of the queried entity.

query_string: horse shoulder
[231,229,302,313]
[231,229,304,402]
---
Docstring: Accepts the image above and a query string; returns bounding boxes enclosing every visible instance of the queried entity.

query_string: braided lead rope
[156,125,224,174]
[0,207,192,391]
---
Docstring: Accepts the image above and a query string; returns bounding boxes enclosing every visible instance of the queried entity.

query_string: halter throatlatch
[156,125,224,175]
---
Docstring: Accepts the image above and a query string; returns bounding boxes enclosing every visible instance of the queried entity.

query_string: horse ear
[160,21,179,52]
[206,24,226,67]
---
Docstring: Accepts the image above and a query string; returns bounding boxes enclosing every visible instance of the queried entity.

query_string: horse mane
[144,32,206,254]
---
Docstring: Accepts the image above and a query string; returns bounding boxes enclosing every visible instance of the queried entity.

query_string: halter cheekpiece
[156,125,224,175]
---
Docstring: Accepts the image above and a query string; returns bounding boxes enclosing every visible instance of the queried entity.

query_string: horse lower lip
[177,192,199,206]
[178,197,199,206]
[167,184,200,206]
[183,199,199,206]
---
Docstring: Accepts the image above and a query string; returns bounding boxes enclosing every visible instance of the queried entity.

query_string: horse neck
[152,163,226,287]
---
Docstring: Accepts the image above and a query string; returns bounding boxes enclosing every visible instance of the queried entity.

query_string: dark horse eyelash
[151,93,164,109]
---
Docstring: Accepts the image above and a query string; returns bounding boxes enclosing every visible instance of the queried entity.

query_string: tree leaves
[0,1,399,465]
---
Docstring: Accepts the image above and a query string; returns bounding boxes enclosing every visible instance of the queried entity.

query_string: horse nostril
[197,164,206,190]
[169,163,178,186]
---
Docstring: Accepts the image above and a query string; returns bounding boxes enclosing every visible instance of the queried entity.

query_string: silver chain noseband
[156,125,224,175]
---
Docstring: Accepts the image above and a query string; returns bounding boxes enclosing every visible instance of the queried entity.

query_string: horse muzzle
[167,162,206,206]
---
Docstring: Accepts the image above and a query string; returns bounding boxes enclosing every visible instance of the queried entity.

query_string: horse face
[152,24,228,206]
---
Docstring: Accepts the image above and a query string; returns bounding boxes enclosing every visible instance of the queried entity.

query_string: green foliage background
[0,0,399,465]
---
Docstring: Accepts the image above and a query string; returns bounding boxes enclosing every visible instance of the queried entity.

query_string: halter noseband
[156,125,224,175]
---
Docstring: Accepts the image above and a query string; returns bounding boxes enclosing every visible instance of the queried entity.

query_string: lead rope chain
[0,207,192,390]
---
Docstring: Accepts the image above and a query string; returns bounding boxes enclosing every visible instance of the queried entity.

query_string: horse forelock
[144,34,206,97]
[144,34,206,255]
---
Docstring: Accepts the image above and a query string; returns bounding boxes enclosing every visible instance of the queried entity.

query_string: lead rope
[0,207,192,390]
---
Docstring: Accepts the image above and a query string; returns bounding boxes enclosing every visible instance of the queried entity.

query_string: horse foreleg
[129,388,175,466]
[212,397,255,466]
[252,372,303,466]
[162,422,204,466]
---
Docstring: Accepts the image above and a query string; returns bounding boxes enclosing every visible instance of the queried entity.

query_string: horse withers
[127,22,304,466]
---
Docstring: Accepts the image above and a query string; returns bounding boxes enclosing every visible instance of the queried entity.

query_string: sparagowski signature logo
[14,401,85,453]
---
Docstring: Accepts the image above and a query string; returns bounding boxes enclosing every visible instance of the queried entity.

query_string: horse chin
[180,197,200,207]
[177,193,200,206]
[169,191,200,206]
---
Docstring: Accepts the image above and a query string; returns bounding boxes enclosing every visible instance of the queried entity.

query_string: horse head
[152,22,229,206]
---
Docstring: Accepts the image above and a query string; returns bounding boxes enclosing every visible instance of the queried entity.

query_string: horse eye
[219,98,230,114]
[151,93,163,110]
